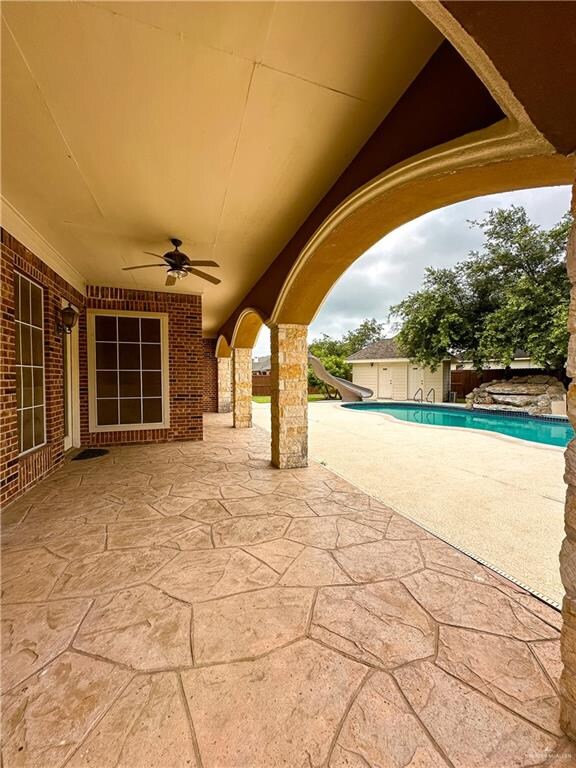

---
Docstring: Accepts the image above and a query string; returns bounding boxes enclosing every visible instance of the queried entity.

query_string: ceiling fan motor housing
[165,238,188,265]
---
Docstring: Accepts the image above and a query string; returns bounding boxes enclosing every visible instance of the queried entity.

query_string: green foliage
[316,354,352,381]
[308,318,386,360]
[308,353,352,398]
[252,394,328,403]
[342,319,387,356]
[308,333,346,359]
[307,318,385,397]
[390,206,572,372]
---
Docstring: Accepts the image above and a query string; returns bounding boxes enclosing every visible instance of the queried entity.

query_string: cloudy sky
[253,185,572,357]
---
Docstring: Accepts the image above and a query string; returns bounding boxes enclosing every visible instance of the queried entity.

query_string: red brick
[203,338,218,413]
[1,230,218,509]
[1,229,83,505]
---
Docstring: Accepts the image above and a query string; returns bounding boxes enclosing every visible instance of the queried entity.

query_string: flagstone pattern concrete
[1,415,573,767]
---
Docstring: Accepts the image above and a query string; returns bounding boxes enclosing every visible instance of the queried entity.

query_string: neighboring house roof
[252,355,271,373]
[347,338,403,361]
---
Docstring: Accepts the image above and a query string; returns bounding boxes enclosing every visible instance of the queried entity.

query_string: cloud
[253,185,572,356]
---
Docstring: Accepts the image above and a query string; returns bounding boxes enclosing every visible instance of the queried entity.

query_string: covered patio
[2,1,576,762]
[2,415,573,766]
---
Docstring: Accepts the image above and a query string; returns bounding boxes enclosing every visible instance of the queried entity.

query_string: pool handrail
[426,388,435,403]
[413,387,423,402]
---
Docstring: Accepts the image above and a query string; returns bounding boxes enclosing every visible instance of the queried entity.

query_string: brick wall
[1,229,84,506]
[1,230,210,508]
[203,338,218,412]
[80,286,204,446]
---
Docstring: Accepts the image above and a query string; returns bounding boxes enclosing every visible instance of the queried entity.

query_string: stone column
[233,348,252,428]
[270,324,308,469]
[217,357,232,413]
[561,181,576,739]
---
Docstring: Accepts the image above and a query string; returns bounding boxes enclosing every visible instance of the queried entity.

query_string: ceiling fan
[122,238,221,287]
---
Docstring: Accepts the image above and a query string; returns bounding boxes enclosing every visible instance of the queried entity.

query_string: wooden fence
[252,374,272,396]
[252,374,321,397]
[450,368,549,399]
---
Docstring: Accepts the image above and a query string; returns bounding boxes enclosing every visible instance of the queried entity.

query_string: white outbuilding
[347,338,451,402]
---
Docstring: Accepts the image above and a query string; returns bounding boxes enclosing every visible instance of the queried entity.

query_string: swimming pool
[342,402,574,447]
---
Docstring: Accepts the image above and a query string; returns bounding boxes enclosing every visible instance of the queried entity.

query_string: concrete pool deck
[1,414,573,766]
[253,401,566,604]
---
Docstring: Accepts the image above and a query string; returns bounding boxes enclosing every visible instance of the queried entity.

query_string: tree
[342,318,387,356]
[390,206,572,372]
[308,333,346,359]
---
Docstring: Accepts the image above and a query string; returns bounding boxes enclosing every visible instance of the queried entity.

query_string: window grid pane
[15,274,45,454]
[94,315,164,427]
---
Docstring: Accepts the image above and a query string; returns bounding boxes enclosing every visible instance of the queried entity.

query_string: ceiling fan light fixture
[167,267,187,280]
[126,238,220,286]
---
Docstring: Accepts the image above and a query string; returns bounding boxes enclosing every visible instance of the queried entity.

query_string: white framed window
[15,273,46,455]
[87,309,170,432]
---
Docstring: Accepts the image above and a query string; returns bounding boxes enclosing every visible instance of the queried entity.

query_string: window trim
[87,309,170,433]
[15,272,47,457]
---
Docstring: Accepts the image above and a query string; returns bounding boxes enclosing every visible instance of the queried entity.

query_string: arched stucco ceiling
[230,308,266,350]
[2,1,574,340]
[218,0,576,338]
[271,147,574,326]
[215,335,232,359]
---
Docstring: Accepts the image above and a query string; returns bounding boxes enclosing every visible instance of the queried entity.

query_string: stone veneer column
[233,348,252,428]
[217,357,232,413]
[561,181,576,739]
[270,324,308,469]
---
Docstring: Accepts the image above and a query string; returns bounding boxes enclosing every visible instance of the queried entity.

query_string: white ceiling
[1,1,441,333]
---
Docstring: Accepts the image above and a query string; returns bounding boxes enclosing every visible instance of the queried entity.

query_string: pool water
[342,402,574,447]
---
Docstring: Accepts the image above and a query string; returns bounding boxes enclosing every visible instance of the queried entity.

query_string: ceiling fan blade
[122,264,166,270]
[143,252,166,259]
[186,260,220,267]
[185,267,222,285]
[165,274,177,287]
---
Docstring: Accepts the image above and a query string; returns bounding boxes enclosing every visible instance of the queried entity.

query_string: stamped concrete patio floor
[2,415,574,767]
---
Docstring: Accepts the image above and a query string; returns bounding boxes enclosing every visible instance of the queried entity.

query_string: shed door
[378,367,393,399]
[408,366,424,399]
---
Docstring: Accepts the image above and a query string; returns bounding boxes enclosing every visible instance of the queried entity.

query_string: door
[378,367,393,399]
[62,300,80,450]
[408,365,424,399]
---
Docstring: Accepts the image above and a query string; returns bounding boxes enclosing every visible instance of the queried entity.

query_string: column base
[271,454,308,470]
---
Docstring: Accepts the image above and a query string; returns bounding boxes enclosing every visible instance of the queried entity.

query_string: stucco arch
[215,334,232,359]
[231,307,267,349]
[264,0,576,328]
[271,129,574,326]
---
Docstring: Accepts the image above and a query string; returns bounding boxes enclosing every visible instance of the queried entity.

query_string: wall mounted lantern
[58,303,79,335]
